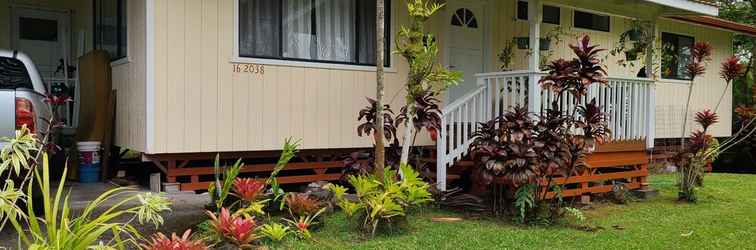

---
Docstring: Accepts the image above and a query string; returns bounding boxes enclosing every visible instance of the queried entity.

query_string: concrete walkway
[0,182,210,248]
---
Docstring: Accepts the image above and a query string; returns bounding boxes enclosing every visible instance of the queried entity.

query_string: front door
[446,0,485,102]
[10,7,71,79]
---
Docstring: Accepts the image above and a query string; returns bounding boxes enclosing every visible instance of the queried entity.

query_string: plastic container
[77,141,101,183]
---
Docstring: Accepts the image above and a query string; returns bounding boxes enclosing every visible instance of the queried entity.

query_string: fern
[514,184,536,224]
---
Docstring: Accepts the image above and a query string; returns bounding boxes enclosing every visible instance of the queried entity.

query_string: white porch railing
[436,71,655,190]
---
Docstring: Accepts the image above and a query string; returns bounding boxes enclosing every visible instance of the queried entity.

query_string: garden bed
[268,173,756,249]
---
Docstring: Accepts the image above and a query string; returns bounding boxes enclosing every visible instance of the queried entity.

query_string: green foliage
[5,154,171,249]
[0,125,39,177]
[209,155,243,212]
[514,184,536,224]
[563,207,586,226]
[331,164,431,237]
[283,207,326,239]
[259,223,291,242]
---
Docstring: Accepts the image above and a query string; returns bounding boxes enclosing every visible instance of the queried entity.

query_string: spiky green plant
[330,164,431,237]
[3,154,171,249]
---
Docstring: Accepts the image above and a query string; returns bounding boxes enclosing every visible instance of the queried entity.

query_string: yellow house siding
[145,0,734,153]
[112,0,148,152]
[655,18,734,138]
[150,0,425,154]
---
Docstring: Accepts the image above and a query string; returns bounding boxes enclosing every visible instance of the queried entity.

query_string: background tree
[374,0,386,176]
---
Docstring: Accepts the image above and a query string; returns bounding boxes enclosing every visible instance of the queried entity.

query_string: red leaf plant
[720,56,745,83]
[141,229,208,250]
[694,109,719,131]
[205,208,260,247]
[541,36,608,99]
[232,178,266,202]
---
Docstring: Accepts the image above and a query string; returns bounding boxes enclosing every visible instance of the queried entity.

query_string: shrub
[284,193,322,218]
[258,223,291,242]
[330,164,432,237]
[468,35,611,224]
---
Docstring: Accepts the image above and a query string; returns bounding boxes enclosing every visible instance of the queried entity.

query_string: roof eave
[645,0,718,16]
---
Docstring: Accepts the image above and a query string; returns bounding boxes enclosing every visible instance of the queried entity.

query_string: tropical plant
[679,42,713,148]
[232,178,265,203]
[208,156,243,212]
[358,97,397,144]
[715,56,746,112]
[205,207,259,248]
[468,35,611,223]
[395,0,462,165]
[330,164,432,237]
[3,154,171,249]
[498,40,515,71]
[610,19,654,66]
[395,90,442,142]
[258,223,291,242]
[284,193,323,218]
[282,207,327,239]
[140,229,208,250]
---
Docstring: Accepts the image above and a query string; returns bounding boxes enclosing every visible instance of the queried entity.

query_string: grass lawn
[272,173,756,249]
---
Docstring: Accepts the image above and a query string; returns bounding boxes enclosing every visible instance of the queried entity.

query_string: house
[1,0,754,194]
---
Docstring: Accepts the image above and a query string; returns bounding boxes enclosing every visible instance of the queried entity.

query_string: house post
[644,19,658,150]
[527,0,542,113]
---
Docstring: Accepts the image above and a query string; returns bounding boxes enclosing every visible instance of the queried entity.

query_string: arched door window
[451,8,478,28]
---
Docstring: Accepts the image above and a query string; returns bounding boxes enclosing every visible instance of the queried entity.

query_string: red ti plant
[358,97,397,144]
[205,208,260,247]
[232,177,265,202]
[714,56,746,113]
[679,42,713,148]
[284,193,323,217]
[469,35,611,223]
[396,90,443,141]
[141,229,208,250]
[675,109,719,202]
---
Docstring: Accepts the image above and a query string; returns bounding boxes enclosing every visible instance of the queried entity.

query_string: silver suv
[0,49,51,146]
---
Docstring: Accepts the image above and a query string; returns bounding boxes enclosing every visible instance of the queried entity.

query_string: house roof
[668,16,756,36]
[643,0,719,16]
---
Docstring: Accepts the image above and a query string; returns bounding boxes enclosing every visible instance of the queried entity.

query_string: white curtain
[283,0,355,62]
[239,0,279,57]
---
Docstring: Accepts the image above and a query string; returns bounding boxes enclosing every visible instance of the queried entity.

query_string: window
[516,1,560,25]
[451,8,477,28]
[573,10,609,32]
[238,0,390,66]
[19,17,58,41]
[661,32,695,80]
[94,0,127,61]
[0,57,33,90]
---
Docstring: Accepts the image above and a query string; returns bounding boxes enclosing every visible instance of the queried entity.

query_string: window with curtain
[661,32,695,80]
[94,0,127,61]
[239,0,390,66]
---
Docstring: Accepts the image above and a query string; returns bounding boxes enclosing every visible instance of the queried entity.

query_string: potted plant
[498,40,515,71]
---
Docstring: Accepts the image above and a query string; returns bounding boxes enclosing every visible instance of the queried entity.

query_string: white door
[446,1,485,102]
[10,7,71,79]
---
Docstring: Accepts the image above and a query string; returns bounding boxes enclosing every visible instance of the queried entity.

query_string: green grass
[271,174,756,249]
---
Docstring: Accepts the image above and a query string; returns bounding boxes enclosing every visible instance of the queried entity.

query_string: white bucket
[77,141,101,152]
[77,141,101,165]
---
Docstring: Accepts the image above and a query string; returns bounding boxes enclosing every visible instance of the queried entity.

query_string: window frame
[572,10,610,32]
[93,0,129,63]
[233,0,393,71]
[515,1,560,25]
[660,32,696,81]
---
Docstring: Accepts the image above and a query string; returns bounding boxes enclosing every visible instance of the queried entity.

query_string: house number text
[232,63,265,74]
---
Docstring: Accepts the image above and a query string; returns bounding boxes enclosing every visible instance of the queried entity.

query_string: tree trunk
[374,0,386,176]
[400,101,416,167]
